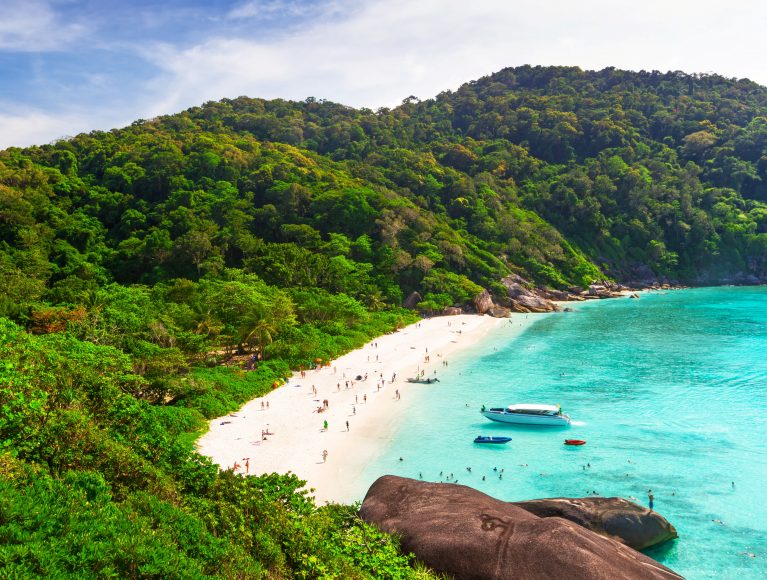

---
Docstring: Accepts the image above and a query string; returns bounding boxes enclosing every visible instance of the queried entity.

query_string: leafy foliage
[4,64,767,575]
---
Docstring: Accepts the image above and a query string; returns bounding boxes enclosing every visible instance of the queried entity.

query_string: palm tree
[244,318,277,359]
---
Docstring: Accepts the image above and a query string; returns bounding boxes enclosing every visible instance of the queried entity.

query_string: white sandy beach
[196,313,537,504]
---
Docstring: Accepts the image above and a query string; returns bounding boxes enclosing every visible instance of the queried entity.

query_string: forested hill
[172,65,767,286]
[2,65,767,576]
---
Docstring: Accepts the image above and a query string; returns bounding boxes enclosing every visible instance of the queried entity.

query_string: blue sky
[2,0,767,148]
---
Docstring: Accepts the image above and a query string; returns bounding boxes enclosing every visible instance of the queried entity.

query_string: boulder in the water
[360,475,681,580]
[513,497,678,551]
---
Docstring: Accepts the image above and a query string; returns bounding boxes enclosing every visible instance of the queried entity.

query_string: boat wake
[570,420,587,426]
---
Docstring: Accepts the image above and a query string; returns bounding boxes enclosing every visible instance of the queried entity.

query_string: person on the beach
[363,394,367,403]
[323,420,328,431]
[346,420,349,431]
[322,450,328,462]
[648,490,654,511]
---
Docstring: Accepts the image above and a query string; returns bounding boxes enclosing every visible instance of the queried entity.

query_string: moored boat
[564,439,586,446]
[473,435,512,444]
[480,403,571,426]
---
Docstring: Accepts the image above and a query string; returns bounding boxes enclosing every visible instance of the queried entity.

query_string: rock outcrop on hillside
[500,275,560,313]
[473,290,495,314]
[581,280,628,299]
[360,475,681,580]
[513,497,678,551]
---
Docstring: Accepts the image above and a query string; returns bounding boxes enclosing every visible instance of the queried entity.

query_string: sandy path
[195,314,509,504]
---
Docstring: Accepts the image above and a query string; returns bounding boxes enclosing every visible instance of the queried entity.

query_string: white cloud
[0,104,138,149]
[0,110,83,149]
[228,1,290,19]
[0,0,85,51]
[6,0,767,147]
[141,0,767,121]
[226,0,340,20]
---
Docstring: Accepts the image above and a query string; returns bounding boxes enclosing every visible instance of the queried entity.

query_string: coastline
[195,313,545,504]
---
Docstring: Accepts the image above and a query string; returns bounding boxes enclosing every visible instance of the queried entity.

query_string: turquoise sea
[359,286,767,579]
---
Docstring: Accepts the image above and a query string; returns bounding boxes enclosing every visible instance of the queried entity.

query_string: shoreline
[195,313,545,504]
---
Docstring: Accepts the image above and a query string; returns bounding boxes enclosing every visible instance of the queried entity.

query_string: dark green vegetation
[3,65,767,576]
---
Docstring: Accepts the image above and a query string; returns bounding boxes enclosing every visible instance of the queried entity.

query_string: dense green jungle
[3,65,767,576]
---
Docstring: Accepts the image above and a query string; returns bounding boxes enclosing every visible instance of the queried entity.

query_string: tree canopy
[3,65,767,575]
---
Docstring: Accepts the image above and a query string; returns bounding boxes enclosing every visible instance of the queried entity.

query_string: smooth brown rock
[500,277,559,313]
[537,287,571,301]
[487,305,511,318]
[360,476,682,580]
[443,306,463,316]
[513,497,678,551]
[473,289,494,314]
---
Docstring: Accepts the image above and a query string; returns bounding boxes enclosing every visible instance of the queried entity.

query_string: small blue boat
[474,435,512,444]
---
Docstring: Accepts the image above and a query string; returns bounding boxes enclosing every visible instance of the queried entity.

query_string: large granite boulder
[443,306,463,316]
[500,276,559,313]
[513,497,677,551]
[473,289,494,314]
[487,305,511,318]
[584,282,625,299]
[360,476,681,580]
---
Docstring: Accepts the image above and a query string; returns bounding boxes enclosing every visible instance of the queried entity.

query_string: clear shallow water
[359,287,767,579]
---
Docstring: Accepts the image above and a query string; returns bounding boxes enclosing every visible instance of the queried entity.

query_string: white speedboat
[480,404,571,426]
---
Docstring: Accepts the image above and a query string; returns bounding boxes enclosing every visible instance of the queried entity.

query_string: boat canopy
[506,403,560,414]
